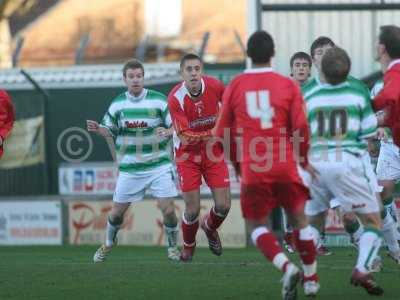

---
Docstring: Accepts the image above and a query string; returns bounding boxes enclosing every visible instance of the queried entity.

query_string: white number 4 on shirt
[245,90,274,129]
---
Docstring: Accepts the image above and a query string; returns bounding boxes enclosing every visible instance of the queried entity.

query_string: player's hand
[376,127,388,142]
[155,127,172,138]
[87,120,100,133]
[303,163,319,181]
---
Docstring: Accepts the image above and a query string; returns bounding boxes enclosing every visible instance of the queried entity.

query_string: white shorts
[113,165,178,203]
[376,142,400,181]
[305,151,380,216]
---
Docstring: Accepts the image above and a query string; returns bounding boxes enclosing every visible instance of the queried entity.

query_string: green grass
[0,246,399,300]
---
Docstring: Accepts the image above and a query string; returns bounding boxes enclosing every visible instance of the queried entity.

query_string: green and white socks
[356,227,382,273]
[164,223,179,248]
[105,216,122,247]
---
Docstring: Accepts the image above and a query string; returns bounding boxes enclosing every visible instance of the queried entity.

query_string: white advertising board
[0,201,62,245]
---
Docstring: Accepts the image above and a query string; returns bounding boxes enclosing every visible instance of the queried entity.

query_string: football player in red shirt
[213,31,319,298]
[168,54,231,262]
[0,90,15,159]
[374,25,400,148]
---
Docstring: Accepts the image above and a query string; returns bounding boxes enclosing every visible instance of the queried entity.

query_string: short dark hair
[180,53,202,70]
[310,36,335,58]
[246,30,275,64]
[321,47,351,85]
[379,25,400,59]
[290,52,312,68]
[122,59,144,77]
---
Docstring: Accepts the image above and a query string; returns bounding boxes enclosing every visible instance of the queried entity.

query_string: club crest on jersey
[148,109,158,118]
[194,101,204,117]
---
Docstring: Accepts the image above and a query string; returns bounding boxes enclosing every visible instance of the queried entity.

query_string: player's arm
[373,78,400,127]
[87,120,113,138]
[360,94,378,141]
[212,85,239,175]
[168,97,211,143]
[155,104,174,138]
[0,91,15,147]
[289,84,310,169]
[87,104,119,139]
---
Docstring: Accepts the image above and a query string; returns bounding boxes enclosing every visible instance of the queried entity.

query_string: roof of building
[0,62,180,90]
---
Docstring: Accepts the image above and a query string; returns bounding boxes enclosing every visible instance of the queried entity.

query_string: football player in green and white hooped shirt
[371,79,400,253]
[87,59,180,262]
[302,36,369,256]
[303,47,384,294]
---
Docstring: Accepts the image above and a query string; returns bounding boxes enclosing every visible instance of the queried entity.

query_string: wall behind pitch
[260,0,400,78]
[45,82,179,195]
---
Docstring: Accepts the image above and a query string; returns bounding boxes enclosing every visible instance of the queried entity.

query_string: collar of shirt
[319,81,349,89]
[387,59,400,71]
[126,89,147,102]
[244,67,274,74]
[182,78,205,99]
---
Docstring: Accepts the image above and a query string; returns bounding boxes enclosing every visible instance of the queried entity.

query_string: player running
[304,47,383,295]
[283,51,314,253]
[371,80,400,262]
[88,59,180,263]
[168,53,231,262]
[214,30,319,299]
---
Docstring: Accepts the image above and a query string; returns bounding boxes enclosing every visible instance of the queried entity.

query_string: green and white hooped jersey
[101,89,173,174]
[302,77,377,155]
[370,79,393,142]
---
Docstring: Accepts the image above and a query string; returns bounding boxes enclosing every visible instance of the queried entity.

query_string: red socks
[182,214,199,248]
[204,207,227,231]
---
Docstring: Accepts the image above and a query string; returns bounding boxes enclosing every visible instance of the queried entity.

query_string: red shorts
[176,153,230,192]
[240,182,309,220]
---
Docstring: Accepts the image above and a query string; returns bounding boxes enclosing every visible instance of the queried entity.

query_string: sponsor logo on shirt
[352,203,366,209]
[189,116,216,129]
[125,121,148,128]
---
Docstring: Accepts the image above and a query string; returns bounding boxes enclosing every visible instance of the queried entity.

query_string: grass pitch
[1,246,399,300]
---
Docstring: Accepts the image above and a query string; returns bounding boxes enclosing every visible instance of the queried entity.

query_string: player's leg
[380,180,399,225]
[351,212,384,295]
[281,209,295,253]
[202,159,231,256]
[327,153,384,295]
[242,183,301,300]
[93,171,145,263]
[93,202,130,263]
[157,198,180,261]
[305,179,332,257]
[308,210,332,256]
[149,167,180,261]
[180,189,201,261]
[342,211,364,248]
[380,180,400,245]
[284,183,319,297]
[176,158,203,262]
[379,192,400,263]
[376,143,400,251]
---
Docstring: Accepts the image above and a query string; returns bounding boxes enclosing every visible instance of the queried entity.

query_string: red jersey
[213,68,310,185]
[0,90,15,158]
[373,60,400,147]
[168,75,224,154]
